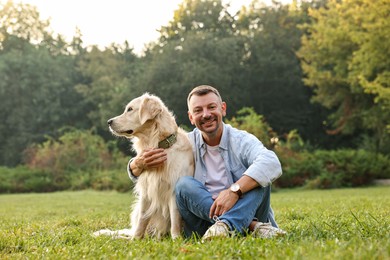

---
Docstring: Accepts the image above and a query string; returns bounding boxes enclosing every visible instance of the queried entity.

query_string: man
[128,85,285,240]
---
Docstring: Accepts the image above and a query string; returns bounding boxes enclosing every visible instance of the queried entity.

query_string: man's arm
[242,135,282,187]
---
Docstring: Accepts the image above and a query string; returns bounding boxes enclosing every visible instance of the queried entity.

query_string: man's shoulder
[187,128,198,137]
[224,124,262,147]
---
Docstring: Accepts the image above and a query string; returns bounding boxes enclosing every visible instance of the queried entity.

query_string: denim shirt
[127,123,282,187]
[188,123,282,187]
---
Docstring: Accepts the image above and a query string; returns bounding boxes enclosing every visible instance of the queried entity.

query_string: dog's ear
[139,97,163,125]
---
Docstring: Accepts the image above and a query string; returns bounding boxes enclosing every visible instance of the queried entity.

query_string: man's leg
[176,177,275,237]
[219,185,271,234]
[175,176,214,237]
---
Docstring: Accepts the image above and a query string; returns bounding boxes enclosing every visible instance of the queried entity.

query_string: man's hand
[208,176,260,219]
[209,189,239,218]
[130,148,167,177]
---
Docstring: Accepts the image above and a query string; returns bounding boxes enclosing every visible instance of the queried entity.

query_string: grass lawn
[0,187,389,259]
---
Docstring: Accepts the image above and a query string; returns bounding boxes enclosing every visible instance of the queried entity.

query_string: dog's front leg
[169,196,182,239]
[132,198,151,239]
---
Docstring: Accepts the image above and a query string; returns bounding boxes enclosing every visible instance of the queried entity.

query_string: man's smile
[200,117,216,126]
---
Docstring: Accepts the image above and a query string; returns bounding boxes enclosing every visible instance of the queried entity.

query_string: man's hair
[187,85,222,107]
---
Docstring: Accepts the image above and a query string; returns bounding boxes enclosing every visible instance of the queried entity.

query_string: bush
[0,166,132,193]
[0,128,132,193]
[307,149,390,189]
[23,128,128,182]
[275,149,321,188]
[275,149,390,189]
[24,128,126,173]
[224,108,390,189]
[70,170,133,192]
[0,166,57,193]
[226,107,277,149]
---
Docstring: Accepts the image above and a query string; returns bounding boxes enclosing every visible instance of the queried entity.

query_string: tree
[74,43,139,133]
[158,0,235,45]
[234,0,328,144]
[138,31,248,126]
[0,1,88,165]
[0,0,50,48]
[298,0,390,153]
[139,0,247,125]
[0,39,87,165]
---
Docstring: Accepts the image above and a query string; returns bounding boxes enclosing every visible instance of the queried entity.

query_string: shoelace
[211,215,234,236]
[212,215,221,222]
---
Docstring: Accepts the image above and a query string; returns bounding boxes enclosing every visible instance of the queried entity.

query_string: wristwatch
[230,183,243,198]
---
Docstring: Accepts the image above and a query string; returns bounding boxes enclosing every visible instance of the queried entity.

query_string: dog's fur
[107,93,194,239]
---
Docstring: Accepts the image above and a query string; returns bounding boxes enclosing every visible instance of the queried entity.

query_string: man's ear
[221,101,227,117]
[139,97,162,125]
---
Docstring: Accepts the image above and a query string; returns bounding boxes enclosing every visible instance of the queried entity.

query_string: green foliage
[75,44,139,130]
[225,107,276,148]
[145,0,328,146]
[275,150,321,188]
[1,0,389,168]
[25,128,119,172]
[298,0,390,152]
[139,32,249,126]
[0,188,389,259]
[0,166,132,193]
[0,1,89,166]
[276,149,390,189]
[0,1,50,46]
[0,166,55,193]
[10,128,131,192]
[307,149,390,189]
[224,107,389,190]
[235,0,328,143]
[69,170,132,193]
[159,0,234,42]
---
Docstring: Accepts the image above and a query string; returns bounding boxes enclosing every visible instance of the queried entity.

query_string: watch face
[231,183,239,192]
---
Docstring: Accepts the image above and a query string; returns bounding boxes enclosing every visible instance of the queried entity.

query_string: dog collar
[158,133,177,149]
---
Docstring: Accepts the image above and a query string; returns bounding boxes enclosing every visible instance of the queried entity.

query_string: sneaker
[252,222,287,238]
[202,221,230,241]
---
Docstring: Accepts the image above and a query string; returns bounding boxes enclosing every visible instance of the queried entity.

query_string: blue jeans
[175,176,278,238]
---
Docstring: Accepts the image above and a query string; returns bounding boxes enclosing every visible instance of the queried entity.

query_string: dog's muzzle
[107,119,133,135]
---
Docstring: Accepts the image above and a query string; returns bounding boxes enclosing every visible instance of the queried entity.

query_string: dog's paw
[93,229,114,237]
[171,233,182,240]
[93,229,135,239]
[115,229,133,237]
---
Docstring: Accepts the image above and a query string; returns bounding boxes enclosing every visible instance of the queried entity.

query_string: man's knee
[175,176,195,196]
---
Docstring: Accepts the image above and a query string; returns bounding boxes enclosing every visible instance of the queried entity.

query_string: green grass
[0,187,389,259]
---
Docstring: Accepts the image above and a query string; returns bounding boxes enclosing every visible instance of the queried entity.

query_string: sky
[17,0,289,54]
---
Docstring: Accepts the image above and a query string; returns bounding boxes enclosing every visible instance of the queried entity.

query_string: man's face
[188,92,226,136]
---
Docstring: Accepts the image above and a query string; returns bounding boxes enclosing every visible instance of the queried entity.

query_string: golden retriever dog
[99,93,194,239]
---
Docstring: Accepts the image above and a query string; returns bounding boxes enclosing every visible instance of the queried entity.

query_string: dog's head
[107,93,164,138]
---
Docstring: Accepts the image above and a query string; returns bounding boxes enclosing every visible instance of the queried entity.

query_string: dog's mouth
[109,126,133,136]
[117,129,133,136]
[124,130,133,135]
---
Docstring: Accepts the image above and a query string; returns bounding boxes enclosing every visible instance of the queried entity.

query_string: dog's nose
[107,119,113,125]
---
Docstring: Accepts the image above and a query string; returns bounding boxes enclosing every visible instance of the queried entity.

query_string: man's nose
[202,109,211,118]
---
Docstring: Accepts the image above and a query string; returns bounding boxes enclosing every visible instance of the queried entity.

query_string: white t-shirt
[204,144,229,199]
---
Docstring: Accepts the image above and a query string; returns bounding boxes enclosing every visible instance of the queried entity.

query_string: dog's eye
[127,107,133,112]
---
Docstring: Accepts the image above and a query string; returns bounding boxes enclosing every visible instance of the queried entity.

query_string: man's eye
[127,107,133,112]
